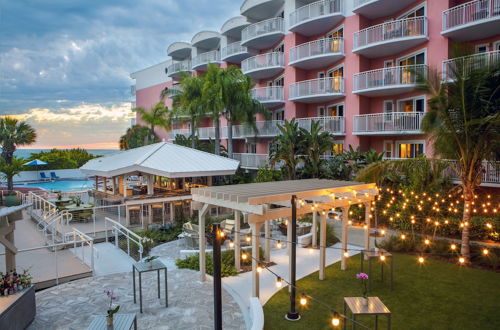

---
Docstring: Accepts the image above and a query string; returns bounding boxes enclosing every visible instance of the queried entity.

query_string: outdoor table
[132,259,168,313]
[360,249,394,291]
[87,313,137,330]
[343,297,391,330]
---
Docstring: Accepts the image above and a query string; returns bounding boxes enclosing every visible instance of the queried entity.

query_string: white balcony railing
[192,50,221,69]
[289,38,344,63]
[290,0,343,27]
[222,120,285,139]
[353,112,424,133]
[242,52,284,73]
[442,50,500,81]
[353,0,373,7]
[221,42,248,59]
[167,60,192,76]
[297,116,345,134]
[197,127,217,139]
[241,17,284,43]
[290,77,344,99]
[354,17,427,50]
[447,160,500,185]
[443,0,500,32]
[353,65,428,92]
[169,129,191,140]
[232,153,269,169]
[251,86,284,103]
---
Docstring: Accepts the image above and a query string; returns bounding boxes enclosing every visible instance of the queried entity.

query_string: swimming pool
[15,180,94,192]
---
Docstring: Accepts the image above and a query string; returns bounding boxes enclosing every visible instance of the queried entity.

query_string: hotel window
[398,4,425,19]
[384,141,394,159]
[398,51,425,84]
[475,44,488,53]
[274,43,284,53]
[495,41,500,51]
[274,109,285,121]
[274,76,284,86]
[397,141,424,158]
[397,97,425,113]
[332,141,344,155]
[327,103,344,117]
[327,66,343,92]
[327,27,343,52]
[245,143,257,154]
[383,101,394,121]
[317,106,326,117]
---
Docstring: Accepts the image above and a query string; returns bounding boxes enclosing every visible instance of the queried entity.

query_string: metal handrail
[443,0,500,31]
[442,50,500,80]
[290,77,345,99]
[104,217,144,260]
[221,41,248,59]
[353,112,424,133]
[241,17,284,43]
[289,37,344,63]
[242,52,284,73]
[353,64,428,91]
[251,86,284,103]
[167,60,192,75]
[290,0,343,27]
[192,50,221,68]
[296,116,345,134]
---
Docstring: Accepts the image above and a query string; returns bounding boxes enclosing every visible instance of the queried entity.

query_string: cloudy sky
[0,0,239,149]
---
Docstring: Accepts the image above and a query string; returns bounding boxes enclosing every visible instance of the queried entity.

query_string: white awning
[80,142,240,178]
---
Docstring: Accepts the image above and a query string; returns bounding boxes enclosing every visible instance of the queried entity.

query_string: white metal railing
[167,60,192,76]
[242,52,284,73]
[169,128,191,140]
[442,50,500,80]
[241,17,284,43]
[447,161,500,184]
[354,17,428,50]
[105,217,144,260]
[222,120,284,139]
[232,153,269,169]
[297,116,345,134]
[353,112,424,133]
[289,38,344,63]
[192,50,221,69]
[443,0,500,32]
[64,228,95,274]
[198,126,217,139]
[354,0,374,8]
[221,41,248,59]
[290,77,344,99]
[290,0,343,27]
[353,65,428,91]
[251,86,284,103]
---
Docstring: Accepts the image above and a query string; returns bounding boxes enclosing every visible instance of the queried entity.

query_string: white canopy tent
[191,179,378,298]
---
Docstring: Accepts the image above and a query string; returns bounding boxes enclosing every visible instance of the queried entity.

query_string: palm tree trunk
[227,119,233,159]
[150,125,155,143]
[214,117,221,156]
[461,181,474,260]
[190,120,196,149]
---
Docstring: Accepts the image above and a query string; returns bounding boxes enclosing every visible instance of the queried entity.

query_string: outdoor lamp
[331,313,340,327]
[299,293,307,306]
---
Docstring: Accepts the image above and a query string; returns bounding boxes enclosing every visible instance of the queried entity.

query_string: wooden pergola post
[364,202,371,251]
[264,220,270,263]
[122,175,127,197]
[199,204,209,282]
[234,210,241,271]
[319,212,327,280]
[341,206,350,271]
[312,211,318,248]
[251,222,262,298]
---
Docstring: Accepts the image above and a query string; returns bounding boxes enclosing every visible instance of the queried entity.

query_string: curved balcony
[241,17,285,50]
[297,116,344,135]
[241,52,284,80]
[191,50,221,71]
[221,42,253,64]
[289,0,344,36]
[353,112,424,135]
[289,77,345,103]
[442,50,500,81]
[167,42,191,60]
[191,31,220,49]
[289,38,344,69]
[221,16,250,38]
[251,86,284,107]
[353,65,428,97]
[167,85,182,99]
[167,60,192,79]
[442,0,500,41]
[353,0,420,20]
[353,17,428,58]
[240,0,285,21]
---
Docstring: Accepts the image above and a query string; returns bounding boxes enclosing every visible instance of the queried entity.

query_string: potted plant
[356,272,369,306]
[103,289,120,326]
[144,255,158,267]
[0,158,24,207]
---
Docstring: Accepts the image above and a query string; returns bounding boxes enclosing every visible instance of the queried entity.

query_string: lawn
[264,253,500,330]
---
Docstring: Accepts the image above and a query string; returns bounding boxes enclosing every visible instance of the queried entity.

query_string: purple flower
[356,273,369,280]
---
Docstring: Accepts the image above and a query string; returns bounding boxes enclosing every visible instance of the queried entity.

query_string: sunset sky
[0,0,239,149]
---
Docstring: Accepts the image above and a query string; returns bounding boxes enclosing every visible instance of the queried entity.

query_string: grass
[263,253,500,330]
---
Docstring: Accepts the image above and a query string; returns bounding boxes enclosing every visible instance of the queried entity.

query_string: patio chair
[40,172,50,181]
[50,172,60,179]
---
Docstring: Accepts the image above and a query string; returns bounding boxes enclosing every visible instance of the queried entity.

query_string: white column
[122,175,127,197]
[234,210,241,271]
[199,204,209,282]
[364,202,371,251]
[103,177,107,193]
[147,175,154,195]
[170,202,174,221]
[319,213,327,280]
[251,222,262,298]
[341,206,350,271]
[264,220,271,263]
[112,177,117,195]
[312,211,318,248]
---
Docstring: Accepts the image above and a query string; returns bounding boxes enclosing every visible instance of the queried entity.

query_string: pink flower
[356,273,368,280]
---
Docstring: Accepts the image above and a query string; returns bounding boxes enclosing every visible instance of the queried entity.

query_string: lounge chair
[50,172,60,179]
[40,172,50,181]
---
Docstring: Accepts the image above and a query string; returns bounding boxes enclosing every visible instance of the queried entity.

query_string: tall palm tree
[135,102,171,144]
[119,125,157,150]
[269,119,305,180]
[202,64,225,156]
[301,120,333,178]
[0,117,37,191]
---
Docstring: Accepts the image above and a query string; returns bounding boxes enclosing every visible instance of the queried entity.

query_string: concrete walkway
[70,242,136,276]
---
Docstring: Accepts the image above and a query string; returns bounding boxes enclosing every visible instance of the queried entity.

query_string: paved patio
[29,269,245,330]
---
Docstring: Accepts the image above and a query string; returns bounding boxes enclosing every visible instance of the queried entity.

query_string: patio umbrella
[24,159,48,179]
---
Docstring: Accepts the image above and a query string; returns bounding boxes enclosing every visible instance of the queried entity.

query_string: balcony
[222,120,284,139]
[447,160,500,187]
[167,60,192,79]
[191,31,220,50]
[353,65,428,97]
[289,0,344,36]
[221,42,253,64]
[167,42,191,61]
[353,17,428,58]
[289,77,345,103]
[232,153,269,169]
[168,129,191,140]
[442,50,500,81]
[221,16,250,38]
[197,127,217,140]
[241,17,285,50]
[353,112,424,135]
[167,85,182,99]
[240,0,285,21]
[251,86,284,107]
[353,0,420,20]
[289,38,344,69]
[297,116,345,135]
[241,52,284,80]
[442,0,500,41]
[191,50,221,71]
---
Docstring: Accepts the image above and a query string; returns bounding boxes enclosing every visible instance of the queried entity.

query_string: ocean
[13,149,120,159]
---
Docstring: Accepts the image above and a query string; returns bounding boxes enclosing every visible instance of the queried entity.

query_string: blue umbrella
[24,159,48,180]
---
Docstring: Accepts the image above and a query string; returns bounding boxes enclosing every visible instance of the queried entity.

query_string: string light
[245,235,251,242]
[418,256,425,264]
[331,313,341,327]
[299,293,308,306]
[380,254,386,262]
[424,239,430,245]
[401,234,406,240]
[486,223,493,229]
[276,240,282,249]
[241,253,248,261]
[450,244,457,250]
[459,257,465,264]
[218,230,226,238]
[482,249,489,255]
[229,240,234,248]
[275,276,283,288]
[343,250,349,258]
[256,265,263,273]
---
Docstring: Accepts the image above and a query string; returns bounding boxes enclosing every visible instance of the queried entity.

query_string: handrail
[290,77,344,99]
[353,64,428,91]
[443,0,500,31]
[242,52,284,73]
[290,37,344,63]
[296,116,345,134]
[241,17,284,43]
[221,41,248,59]
[442,50,500,80]
[167,60,192,76]
[192,50,221,68]
[105,217,144,260]
[290,0,343,28]
[251,86,284,102]
[353,112,424,133]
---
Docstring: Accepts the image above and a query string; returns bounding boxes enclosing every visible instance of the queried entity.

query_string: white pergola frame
[191,179,378,298]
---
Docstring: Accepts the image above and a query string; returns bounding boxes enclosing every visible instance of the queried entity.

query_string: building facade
[130,0,500,171]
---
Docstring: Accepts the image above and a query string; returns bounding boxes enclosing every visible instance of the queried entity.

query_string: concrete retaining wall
[249,297,264,330]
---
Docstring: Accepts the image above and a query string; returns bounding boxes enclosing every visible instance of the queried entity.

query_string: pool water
[15,180,94,192]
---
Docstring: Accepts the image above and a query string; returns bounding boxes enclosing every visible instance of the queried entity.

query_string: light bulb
[245,235,251,242]
[380,254,386,262]
[276,240,282,249]
[331,314,340,327]
[482,249,489,255]
[219,231,225,238]
[450,244,457,250]
[256,266,262,273]
[348,220,352,225]
[459,257,465,264]
[275,276,283,288]
[299,294,307,306]
[424,239,430,245]
[343,251,349,258]
[241,253,248,261]
[400,234,406,240]
[381,229,386,235]
[418,256,425,264]
[229,240,234,248]
[486,223,493,229]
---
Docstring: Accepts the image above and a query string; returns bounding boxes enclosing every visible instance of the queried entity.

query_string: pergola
[191,179,378,297]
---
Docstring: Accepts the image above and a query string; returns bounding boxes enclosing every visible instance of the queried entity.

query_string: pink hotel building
[130,0,500,171]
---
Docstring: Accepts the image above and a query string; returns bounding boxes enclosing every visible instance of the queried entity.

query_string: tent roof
[80,142,240,178]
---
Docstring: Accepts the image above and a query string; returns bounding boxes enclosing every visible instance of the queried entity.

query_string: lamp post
[286,195,300,321]
[212,223,223,330]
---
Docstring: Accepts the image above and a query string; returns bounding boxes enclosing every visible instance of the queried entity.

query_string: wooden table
[343,297,391,330]
[360,249,394,291]
[87,313,137,330]
[132,259,168,313]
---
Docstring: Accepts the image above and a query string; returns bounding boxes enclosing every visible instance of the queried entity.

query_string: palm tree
[202,64,225,155]
[135,102,171,144]
[0,157,25,192]
[119,125,157,150]
[301,120,333,178]
[269,119,305,180]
